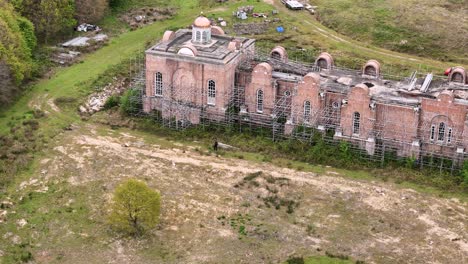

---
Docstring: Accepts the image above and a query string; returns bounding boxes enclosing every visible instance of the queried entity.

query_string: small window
[447,128,453,144]
[430,125,436,141]
[353,112,360,135]
[256,89,264,113]
[438,122,445,141]
[364,66,377,77]
[317,58,328,69]
[154,72,163,96]
[284,90,291,97]
[202,31,208,42]
[207,80,216,105]
[332,101,340,108]
[304,101,311,120]
[451,72,464,83]
[196,31,201,42]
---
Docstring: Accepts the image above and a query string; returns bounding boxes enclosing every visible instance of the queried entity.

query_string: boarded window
[257,89,264,113]
[353,112,360,134]
[207,80,216,105]
[154,72,163,96]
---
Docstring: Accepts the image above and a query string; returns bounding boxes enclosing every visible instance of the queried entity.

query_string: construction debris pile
[233,22,270,35]
[121,7,176,30]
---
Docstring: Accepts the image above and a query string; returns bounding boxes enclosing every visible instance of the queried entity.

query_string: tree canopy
[0,0,36,104]
[109,179,161,236]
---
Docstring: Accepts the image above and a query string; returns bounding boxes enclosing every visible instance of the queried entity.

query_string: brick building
[144,16,468,160]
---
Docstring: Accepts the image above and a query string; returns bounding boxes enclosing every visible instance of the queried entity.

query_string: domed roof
[194,16,211,28]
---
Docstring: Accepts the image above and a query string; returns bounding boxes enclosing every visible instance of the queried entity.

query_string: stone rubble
[79,77,128,115]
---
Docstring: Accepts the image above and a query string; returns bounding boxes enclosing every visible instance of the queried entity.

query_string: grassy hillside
[314,0,468,64]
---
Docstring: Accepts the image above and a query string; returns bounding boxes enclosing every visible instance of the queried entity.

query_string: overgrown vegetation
[0,109,46,189]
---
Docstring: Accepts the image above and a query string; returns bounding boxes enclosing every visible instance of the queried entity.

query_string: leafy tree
[75,0,108,23]
[0,0,35,105]
[19,0,76,43]
[109,179,161,236]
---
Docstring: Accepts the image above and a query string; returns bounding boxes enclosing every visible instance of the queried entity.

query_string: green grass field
[313,0,468,64]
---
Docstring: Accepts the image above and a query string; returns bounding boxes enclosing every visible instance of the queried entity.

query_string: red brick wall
[339,84,374,140]
[290,73,321,125]
[420,92,467,151]
[245,63,275,115]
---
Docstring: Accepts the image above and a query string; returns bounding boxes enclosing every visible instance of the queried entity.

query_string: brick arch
[363,60,381,78]
[162,30,175,42]
[270,46,288,63]
[172,68,196,102]
[449,67,466,84]
[315,52,334,69]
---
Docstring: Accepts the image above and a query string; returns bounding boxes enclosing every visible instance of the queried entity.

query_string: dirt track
[24,123,467,263]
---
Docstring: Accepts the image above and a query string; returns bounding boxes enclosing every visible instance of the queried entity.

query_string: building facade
[144,16,468,160]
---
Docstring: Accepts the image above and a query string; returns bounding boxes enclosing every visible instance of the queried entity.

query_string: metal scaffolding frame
[125,51,468,175]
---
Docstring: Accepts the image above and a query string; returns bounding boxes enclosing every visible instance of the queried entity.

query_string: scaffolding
[126,51,468,175]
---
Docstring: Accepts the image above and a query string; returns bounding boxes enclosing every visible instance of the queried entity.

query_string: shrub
[120,89,141,115]
[104,95,121,109]
[286,256,305,264]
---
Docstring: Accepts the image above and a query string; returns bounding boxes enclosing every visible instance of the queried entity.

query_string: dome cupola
[192,15,212,44]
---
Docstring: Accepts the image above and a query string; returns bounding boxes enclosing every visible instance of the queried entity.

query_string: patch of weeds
[286,256,305,264]
[218,213,253,239]
[236,154,245,159]
[306,223,316,235]
[325,251,349,260]
[241,201,251,207]
[54,96,78,108]
[263,195,299,214]
[243,171,262,181]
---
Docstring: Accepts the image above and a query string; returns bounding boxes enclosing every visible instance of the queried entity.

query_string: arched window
[207,80,216,105]
[364,66,377,77]
[438,122,445,141]
[317,58,328,69]
[353,112,361,135]
[304,101,311,120]
[154,72,163,96]
[447,128,453,144]
[271,51,281,60]
[451,72,464,83]
[256,89,264,113]
[430,125,436,141]
[202,31,208,43]
[196,31,201,42]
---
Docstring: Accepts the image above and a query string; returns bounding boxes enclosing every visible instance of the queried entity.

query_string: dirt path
[20,124,466,263]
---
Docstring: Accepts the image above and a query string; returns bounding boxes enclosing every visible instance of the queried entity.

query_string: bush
[286,256,305,264]
[120,89,141,115]
[104,95,121,109]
